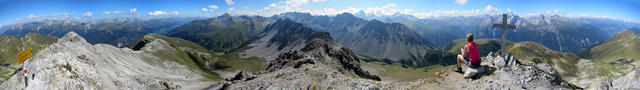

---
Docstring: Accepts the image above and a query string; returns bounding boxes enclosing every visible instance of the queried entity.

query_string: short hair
[466,33,473,42]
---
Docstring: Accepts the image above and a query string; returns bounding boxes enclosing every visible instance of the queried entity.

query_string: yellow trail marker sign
[17,48,32,64]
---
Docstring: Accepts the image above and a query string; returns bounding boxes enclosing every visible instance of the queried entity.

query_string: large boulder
[484,52,580,89]
[587,78,613,90]
[613,70,640,89]
[464,66,485,78]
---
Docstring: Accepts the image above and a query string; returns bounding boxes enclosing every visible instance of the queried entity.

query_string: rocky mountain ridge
[0,32,216,89]
[220,38,382,89]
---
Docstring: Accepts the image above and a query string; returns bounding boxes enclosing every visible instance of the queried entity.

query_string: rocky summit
[219,39,381,89]
[0,32,215,89]
[410,52,581,89]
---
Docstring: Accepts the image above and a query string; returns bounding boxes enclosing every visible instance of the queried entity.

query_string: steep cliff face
[0,32,216,89]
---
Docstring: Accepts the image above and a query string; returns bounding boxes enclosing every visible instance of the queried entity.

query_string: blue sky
[1,0,639,26]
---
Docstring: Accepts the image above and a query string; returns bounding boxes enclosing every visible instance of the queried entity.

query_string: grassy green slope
[505,41,580,77]
[362,61,447,81]
[575,30,640,79]
[587,30,640,62]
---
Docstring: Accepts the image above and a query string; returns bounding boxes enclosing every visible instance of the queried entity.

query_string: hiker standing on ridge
[454,33,481,73]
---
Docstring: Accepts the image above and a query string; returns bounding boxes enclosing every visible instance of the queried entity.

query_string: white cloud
[63,13,70,18]
[360,3,413,16]
[254,3,410,17]
[540,9,568,16]
[263,3,277,10]
[209,5,219,9]
[228,8,235,11]
[411,5,501,18]
[225,0,235,5]
[129,8,138,14]
[148,11,168,16]
[455,0,468,5]
[484,5,499,13]
[112,11,123,14]
[285,0,309,7]
[102,11,111,15]
[83,12,92,17]
[244,2,629,22]
[312,0,327,2]
[202,8,209,12]
[27,14,38,19]
[147,11,179,16]
[384,3,397,7]
[16,13,76,21]
[249,0,333,16]
[202,5,219,12]
[269,3,277,7]
[308,7,362,16]
[251,3,504,18]
[171,11,180,15]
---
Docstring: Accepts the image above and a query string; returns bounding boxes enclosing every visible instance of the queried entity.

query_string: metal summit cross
[492,14,516,56]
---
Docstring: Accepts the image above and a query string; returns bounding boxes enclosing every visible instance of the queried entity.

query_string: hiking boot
[454,66,463,73]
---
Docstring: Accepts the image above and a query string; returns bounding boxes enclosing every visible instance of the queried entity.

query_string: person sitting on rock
[455,33,481,73]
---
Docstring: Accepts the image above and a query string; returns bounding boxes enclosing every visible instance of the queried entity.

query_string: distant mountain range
[3,17,198,47]
[365,13,639,52]
[272,12,439,62]
[630,26,640,33]
[0,25,8,34]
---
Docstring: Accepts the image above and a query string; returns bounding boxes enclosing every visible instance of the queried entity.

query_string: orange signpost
[17,48,32,64]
